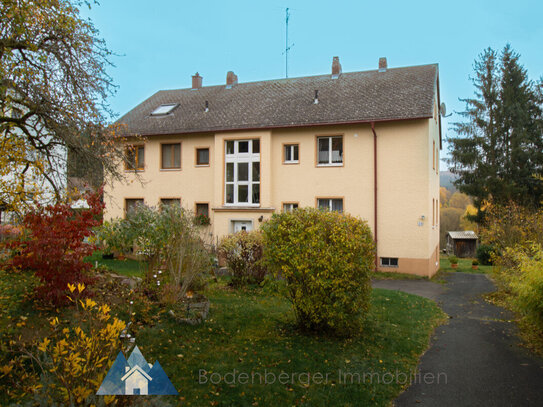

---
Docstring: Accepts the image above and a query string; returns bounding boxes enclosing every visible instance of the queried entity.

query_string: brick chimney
[331,56,342,77]
[192,72,203,89]
[226,71,238,87]
[378,57,387,72]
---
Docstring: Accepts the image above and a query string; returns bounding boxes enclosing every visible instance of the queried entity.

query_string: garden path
[374,273,543,406]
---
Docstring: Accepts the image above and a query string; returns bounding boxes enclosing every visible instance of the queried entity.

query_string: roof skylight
[151,104,178,116]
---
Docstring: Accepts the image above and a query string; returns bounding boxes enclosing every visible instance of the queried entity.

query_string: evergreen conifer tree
[448,45,543,221]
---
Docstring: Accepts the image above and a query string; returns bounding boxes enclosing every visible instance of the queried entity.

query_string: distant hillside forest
[439,172,476,248]
[440,171,457,192]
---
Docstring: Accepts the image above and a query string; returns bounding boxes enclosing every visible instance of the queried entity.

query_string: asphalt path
[374,273,543,407]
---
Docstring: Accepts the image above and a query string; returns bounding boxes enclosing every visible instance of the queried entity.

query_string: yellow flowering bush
[0,283,125,405]
[261,208,375,336]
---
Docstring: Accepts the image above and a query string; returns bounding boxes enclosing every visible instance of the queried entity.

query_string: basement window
[151,104,178,116]
[380,257,399,268]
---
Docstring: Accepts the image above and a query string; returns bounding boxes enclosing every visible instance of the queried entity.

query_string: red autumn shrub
[9,188,104,305]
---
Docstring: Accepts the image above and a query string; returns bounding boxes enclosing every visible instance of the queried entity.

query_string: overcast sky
[82,0,543,170]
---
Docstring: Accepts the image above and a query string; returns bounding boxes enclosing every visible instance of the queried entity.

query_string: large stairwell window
[225,139,260,205]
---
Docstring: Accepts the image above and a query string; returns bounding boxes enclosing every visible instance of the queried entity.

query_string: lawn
[0,269,446,406]
[439,254,493,274]
[134,283,446,406]
[85,250,145,277]
[371,271,426,280]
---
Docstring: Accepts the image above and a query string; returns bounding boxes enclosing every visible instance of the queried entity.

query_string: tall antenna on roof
[284,8,294,78]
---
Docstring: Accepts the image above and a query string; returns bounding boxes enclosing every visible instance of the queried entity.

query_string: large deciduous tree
[0,0,124,213]
[448,45,543,220]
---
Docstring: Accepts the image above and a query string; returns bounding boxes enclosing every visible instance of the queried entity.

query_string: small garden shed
[446,231,478,258]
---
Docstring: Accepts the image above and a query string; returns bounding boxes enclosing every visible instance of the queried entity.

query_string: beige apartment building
[105,57,442,277]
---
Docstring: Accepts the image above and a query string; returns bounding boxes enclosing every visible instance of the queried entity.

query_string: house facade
[105,57,442,277]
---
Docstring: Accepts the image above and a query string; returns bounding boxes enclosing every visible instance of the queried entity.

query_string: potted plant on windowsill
[449,255,459,269]
[472,259,479,270]
[194,214,211,226]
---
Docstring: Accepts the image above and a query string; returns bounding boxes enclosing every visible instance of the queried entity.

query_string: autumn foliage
[0,283,125,404]
[219,230,266,287]
[9,189,104,305]
[262,208,375,336]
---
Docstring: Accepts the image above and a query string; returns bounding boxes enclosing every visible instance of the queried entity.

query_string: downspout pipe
[371,122,378,270]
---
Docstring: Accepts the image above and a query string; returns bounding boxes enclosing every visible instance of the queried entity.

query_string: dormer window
[151,104,178,116]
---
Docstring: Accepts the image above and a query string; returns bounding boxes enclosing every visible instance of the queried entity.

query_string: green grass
[0,268,446,406]
[85,251,145,277]
[439,255,493,274]
[0,269,40,338]
[133,284,446,406]
[371,271,426,280]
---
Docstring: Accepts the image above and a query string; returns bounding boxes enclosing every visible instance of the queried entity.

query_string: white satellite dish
[440,102,447,117]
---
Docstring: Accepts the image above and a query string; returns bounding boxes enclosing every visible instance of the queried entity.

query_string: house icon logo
[97,345,178,396]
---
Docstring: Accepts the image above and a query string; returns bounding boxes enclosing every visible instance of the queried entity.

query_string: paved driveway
[373,273,543,407]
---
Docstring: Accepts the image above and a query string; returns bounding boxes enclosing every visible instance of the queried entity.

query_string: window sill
[223,203,260,208]
[317,163,343,167]
[213,206,275,212]
[125,169,145,173]
[160,168,182,171]
[283,161,299,165]
[195,164,210,167]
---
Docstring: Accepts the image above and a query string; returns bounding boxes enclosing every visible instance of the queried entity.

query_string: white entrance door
[232,220,253,233]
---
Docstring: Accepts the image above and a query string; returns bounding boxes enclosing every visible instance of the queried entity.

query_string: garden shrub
[219,230,266,287]
[95,204,213,302]
[505,245,543,327]
[481,203,543,259]
[477,244,494,266]
[163,213,213,304]
[0,283,125,405]
[93,218,133,256]
[9,189,104,305]
[261,208,375,336]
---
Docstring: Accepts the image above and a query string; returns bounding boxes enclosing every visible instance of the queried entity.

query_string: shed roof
[117,64,439,136]
[447,231,478,240]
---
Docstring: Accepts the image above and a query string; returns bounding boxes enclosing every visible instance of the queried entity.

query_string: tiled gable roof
[117,64,438,136]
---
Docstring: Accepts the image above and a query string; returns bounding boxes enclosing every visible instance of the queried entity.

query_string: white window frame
[284,144,299,164]
[317,136,343,166]
[151,103,178,116]
[380,257,399,268]
[317,198,343,212]
[231,219,254,233]
[225,139,260,206]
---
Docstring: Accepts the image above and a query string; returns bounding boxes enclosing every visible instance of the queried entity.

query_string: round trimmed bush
[261,208,375,336]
